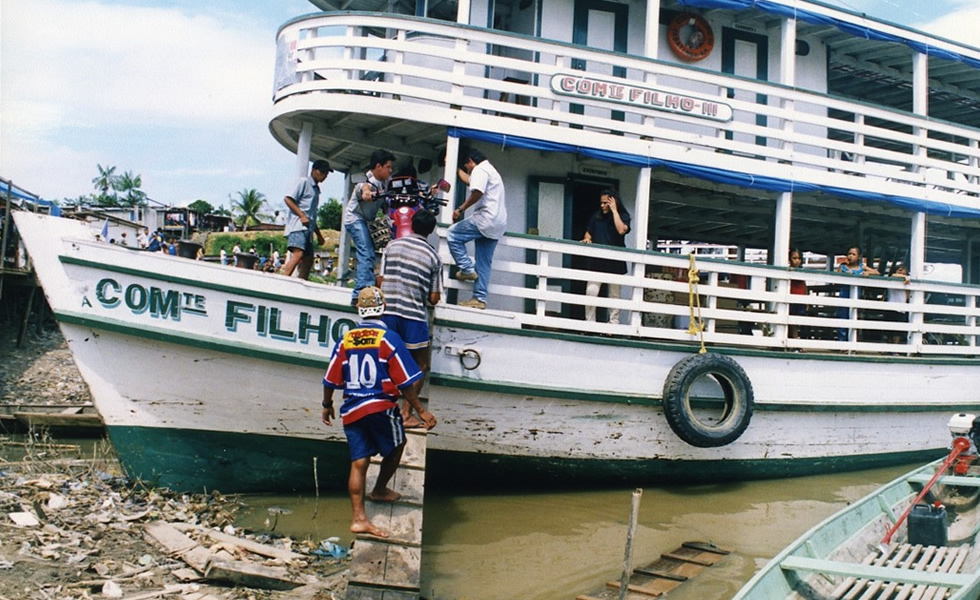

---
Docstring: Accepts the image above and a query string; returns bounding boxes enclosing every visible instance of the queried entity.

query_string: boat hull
[14,212,980,492]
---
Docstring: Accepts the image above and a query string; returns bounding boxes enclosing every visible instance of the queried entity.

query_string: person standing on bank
[378,210,443,427]
[448,148,507,310]
[345,149,395,306]
[581,189,631,324]
[281,159,331,279]
[321,287,437,538]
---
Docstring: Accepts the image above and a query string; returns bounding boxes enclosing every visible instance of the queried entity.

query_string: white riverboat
[14,0,980,492]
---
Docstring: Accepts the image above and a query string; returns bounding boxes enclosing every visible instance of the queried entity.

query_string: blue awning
[0,180,61,217]
[449,127,980,219]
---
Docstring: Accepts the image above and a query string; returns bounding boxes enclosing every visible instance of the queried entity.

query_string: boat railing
[275,13,980,202]
[437,229,980,356]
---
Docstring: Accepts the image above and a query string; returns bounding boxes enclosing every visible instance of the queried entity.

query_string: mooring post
[619,487,643,600]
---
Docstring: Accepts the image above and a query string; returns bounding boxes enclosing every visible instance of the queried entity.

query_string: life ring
[667,13,714,63]
[661,353,753,447]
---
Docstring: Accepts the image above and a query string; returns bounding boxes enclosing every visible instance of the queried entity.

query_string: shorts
[381,314,430,350]
[287,229,314,257]
[343,407,405,461]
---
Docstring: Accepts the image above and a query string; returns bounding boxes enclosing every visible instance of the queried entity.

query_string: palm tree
[92,164,119,206]
[115,171,147,207]
[231,188,269,230]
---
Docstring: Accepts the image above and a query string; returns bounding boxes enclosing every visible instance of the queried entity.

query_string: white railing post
[630,168,652,329]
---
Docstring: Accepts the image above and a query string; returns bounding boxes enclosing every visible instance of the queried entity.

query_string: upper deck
[271,0,980,218]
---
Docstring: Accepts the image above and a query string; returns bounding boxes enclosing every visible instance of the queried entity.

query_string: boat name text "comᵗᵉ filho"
[91,277,356,346]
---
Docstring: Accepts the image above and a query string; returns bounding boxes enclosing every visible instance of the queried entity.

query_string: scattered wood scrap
[575,541,731,599]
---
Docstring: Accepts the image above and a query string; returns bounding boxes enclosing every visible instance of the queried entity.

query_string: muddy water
[236,463,916,600]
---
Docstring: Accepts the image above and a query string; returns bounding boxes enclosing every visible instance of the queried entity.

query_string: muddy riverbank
[1,326,350,599]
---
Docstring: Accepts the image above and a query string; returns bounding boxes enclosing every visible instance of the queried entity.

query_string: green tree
[317,198,343,231]
[231,188,269,230]
[187,199,215,215]
[115,170,147,207]
[91,164,119,206]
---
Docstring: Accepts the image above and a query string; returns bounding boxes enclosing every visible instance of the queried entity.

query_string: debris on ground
[0,326,352,599]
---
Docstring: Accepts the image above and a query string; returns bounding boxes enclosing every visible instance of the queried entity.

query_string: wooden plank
[143,521,211,573]
[205,559,308,591]
[632,567,687,581]
[780,556,975,588]
[348,428,427,598]
[661,548,725,566]
[169,523,307,561]
[349,540,421,589]
[680,541,730,555]
[13,411,104,428]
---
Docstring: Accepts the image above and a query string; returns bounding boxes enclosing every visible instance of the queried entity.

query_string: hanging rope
[686,253,707,354]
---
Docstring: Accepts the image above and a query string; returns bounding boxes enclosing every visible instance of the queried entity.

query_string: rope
[686,253,707,354]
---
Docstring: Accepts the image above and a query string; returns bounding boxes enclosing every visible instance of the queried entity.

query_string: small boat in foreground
[733,414,980,600]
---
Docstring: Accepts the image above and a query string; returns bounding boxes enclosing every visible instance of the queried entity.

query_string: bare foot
[351,519,388,537]
[369,488,402,503]
[403,415,425,429]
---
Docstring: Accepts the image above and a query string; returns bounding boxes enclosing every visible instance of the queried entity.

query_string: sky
[2,0,979,213]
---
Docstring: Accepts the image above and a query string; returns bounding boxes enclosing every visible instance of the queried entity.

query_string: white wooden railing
[274,13,980,201]
[436,230,980,357]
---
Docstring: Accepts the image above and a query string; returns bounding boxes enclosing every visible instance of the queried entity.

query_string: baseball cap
[356,286,385,318]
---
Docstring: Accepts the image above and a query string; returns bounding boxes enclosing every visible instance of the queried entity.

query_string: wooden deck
[575,541,731,599]
[346,428,427,600]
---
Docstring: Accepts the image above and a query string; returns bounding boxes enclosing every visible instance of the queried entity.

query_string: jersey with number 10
[322,322,422,425]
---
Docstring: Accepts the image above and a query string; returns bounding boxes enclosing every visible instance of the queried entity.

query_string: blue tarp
[0,180,61,217]
[675,0,980,70]
[449,127,980,219]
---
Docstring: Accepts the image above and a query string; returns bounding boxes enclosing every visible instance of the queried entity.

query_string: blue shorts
[381,315,430,350]
[287,229,314,257]
[344,407,405,461]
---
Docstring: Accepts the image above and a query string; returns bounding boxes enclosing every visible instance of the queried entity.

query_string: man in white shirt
[447,148,507,310]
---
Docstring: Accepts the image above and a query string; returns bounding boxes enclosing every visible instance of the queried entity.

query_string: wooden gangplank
[346,428,427,600]
[575,541,731,599]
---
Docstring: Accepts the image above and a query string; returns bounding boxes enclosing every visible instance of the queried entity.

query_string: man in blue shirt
[282,159,332,279]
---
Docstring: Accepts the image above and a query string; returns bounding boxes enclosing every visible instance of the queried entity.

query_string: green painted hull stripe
[430,373,980,412]
[433,319,980,367]
[60,255,355,313]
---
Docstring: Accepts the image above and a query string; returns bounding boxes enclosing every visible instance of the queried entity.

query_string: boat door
[571,0,628,122]
[525,176,617,319]
[721,28,769,149]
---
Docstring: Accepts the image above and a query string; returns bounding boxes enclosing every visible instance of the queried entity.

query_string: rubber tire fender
[661,353,753,448]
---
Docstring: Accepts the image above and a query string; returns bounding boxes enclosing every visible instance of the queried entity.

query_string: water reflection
[236,463,917,600]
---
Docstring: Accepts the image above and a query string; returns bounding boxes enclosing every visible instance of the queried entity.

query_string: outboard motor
[948,413,979,475]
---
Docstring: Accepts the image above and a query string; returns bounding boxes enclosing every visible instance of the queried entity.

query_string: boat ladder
[346,428,428,600]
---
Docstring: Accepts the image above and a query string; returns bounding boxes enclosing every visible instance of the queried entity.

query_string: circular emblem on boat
[661,353,753,447]
[667,13,714,63]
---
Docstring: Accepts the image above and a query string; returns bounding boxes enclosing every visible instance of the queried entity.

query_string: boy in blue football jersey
[322,287,437,537]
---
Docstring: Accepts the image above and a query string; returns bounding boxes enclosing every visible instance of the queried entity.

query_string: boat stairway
[346,427,428,600]
[780,543,974,600]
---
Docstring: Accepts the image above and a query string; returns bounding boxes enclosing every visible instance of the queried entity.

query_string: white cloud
[916,3,980,48]
[2,0,275,135]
